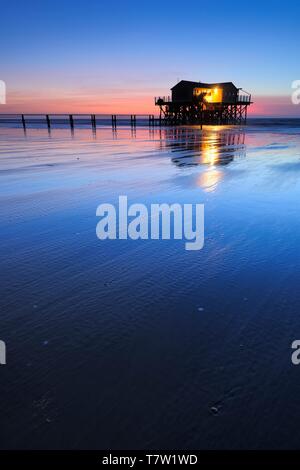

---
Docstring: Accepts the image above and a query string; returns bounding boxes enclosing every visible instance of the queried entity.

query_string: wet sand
[1,122,300,449]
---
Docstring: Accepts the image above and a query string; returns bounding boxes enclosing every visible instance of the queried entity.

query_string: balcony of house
[236,91,252,104]
[155,96,172,105]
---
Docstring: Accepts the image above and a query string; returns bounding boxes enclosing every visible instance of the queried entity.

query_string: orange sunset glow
[3,89,299,116]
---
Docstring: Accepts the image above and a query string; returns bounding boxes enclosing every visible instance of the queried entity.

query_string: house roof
[171,80,238,90]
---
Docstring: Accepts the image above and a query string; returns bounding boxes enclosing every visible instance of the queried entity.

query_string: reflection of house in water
[158,127,246,168]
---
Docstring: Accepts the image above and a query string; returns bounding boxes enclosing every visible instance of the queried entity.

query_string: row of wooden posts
[20,114,159,131]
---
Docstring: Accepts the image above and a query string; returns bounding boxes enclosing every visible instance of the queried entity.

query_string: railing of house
[237,93,251,103]
[154,94,251,104]
[155,96,171,104]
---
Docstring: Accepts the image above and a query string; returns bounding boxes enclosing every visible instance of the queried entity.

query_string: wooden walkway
[0,114,163,130]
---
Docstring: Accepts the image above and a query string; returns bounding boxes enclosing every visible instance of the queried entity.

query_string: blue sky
[1,0,300,114]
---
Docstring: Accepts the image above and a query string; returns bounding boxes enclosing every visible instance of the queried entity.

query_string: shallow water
[1,121,300,449]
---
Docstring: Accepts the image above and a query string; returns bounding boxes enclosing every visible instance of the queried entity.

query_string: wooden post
[112,115,117,127]
[21,114,26,131]
[91,114,96,129]
[69,114,74,129]
[200,103,203,130]
[46,114,51,130]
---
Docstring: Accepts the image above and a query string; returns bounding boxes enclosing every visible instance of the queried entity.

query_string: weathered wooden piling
[46,114,51,130]
[149,114,155,126]
[130,115,136,126]
[91,114,96,129]
[112,115,117,127]
[69,114,74,129]
[21,114,26,131]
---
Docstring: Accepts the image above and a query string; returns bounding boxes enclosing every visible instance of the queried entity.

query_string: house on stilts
[155,80,252,125]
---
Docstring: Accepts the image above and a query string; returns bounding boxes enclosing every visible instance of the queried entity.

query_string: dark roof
[171,80,238,90]
[171,80,199,89]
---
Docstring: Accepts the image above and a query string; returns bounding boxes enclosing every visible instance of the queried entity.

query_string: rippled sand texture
[1,122,300,449]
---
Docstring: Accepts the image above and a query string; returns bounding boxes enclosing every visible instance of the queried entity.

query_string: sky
[1,0,300,116]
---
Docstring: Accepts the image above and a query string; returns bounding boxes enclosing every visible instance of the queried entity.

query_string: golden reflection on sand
[198,168,223,192]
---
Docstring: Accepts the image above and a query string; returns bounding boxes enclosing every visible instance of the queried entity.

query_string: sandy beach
[1,121,300,449]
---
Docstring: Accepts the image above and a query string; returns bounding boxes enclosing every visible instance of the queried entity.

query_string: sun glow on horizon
[2,86,300,117]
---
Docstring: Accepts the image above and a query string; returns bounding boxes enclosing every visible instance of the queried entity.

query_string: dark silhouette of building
[155,80,252,125]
